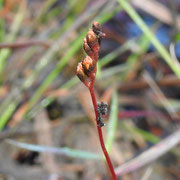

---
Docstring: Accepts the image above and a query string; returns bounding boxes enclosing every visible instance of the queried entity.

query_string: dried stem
[0,40,50,49]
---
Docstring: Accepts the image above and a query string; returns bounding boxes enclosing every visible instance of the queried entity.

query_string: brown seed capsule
[76,62,91,87]
[76,62,86,82]
[92,21,106,39]
[83,38,94,58]
[92,21,102,34]
[86,29,100,53]
[82,56,94,75]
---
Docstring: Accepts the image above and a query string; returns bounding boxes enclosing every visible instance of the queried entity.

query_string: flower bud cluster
[76,21,105,87]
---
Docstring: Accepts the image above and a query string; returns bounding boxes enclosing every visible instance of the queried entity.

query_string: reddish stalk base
[89,85,118,180]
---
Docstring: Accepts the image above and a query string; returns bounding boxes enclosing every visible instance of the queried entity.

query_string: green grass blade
[0,0,4,42]
[134,127,160,144]
[0,3,25,75]
[106,89,118,152]
[0,103,17,130]
[61,76,79,89]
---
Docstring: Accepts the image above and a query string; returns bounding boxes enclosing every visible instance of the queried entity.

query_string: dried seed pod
[86,29,100,53]
[82,56,94,75]
[92,21,102,34]
[76,62,86,82]
[92,21,106,39]
[76,62,91,87]
[83,38,94,58]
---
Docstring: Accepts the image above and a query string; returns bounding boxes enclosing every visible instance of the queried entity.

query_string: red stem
[89,85,118,180]
[79,26,117,179]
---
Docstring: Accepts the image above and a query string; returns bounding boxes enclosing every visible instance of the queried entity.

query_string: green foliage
[106,90,118,152]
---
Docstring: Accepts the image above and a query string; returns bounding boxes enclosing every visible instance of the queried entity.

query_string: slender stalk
[89,86,118,180]
[76,21,117,179]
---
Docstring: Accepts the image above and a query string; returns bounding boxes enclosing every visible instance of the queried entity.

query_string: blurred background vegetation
[0,0,180,179]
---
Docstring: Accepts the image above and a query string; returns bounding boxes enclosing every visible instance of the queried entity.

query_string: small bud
[83,38,94,58]
[86,29,100,53]
[92,21,102,34]
[82,56,94,75]
[92,21,106,39]
[76,62,91,87]
[76,62,86,82]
